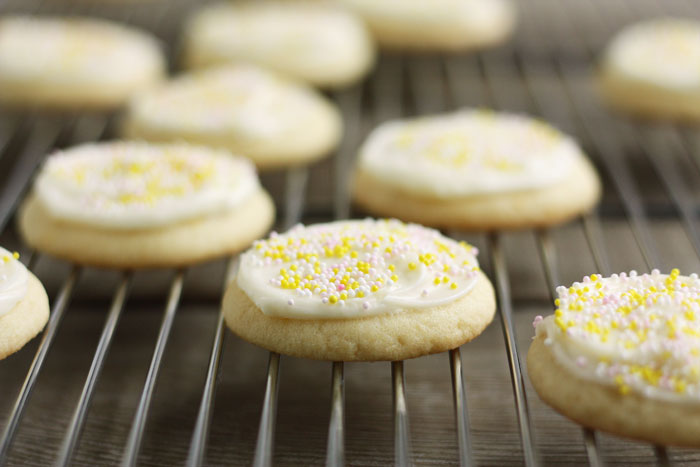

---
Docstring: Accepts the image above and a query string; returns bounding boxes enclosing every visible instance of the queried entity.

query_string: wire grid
[0,0,700,465]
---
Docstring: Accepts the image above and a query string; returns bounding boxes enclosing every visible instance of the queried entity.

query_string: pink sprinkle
[533,315,543,328]
[337,284,345,291]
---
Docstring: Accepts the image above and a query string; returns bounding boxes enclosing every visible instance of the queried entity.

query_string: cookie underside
[527,335,700,448]
[0,274,49,360]
[352,155,601,231]
[223,270,495,362]
[18,189,274,268]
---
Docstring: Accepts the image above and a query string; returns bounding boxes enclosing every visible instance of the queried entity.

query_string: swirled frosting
[127,65,323,138]
[604,18,700,89]
[535,270,700,403]
[34,142,259,230]
[0,16,164,85]
[0,248,28,319]
[237,219,481,319]
[357,109,581,198]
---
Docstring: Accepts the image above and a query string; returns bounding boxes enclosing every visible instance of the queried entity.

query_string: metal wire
[488,234,539,467]
[0,267,81,466]
[326,362,345,467]
[253,352,281,467]
[392,361,412,467]
[449,348,474,467]
[122,270,186,467]
[56,272,133,466]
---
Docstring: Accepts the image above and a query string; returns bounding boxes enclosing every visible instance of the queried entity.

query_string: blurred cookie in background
[122,65,342,170]
[335,0,515,52]
[598,18,700,122]
[352,109,600,230]
[182,1,375,89]
[0,16,165,110]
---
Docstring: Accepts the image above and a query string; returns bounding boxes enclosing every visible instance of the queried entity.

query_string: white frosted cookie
[0,248,49,360]
[335,0,515,51]
[352,109,601,230]
[598,18,700,121]
[183,2,375,88]
[122,65,342,170]
[0,16,165,110]
[223,219,496,361]
[528,269,700,447]
[18,142,274,268]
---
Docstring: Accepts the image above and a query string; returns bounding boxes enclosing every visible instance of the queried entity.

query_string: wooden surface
[2,0,700,465]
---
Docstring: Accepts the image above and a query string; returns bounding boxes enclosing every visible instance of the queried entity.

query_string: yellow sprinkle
[328,295,338,304]
[433,278,441,285]
[388,264,395,272]
[340,292,348,301]
[371,285,379,292]
[450,283,458,289]
[408,262,417,270]
[391,274,399,282]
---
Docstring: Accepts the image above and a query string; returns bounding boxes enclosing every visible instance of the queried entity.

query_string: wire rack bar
[0,266,81,466]
[253,352,281,467]
[326,362,345,467]
[0,120,63,232]
[488,233,538,467]
[186,258,237,467]
[391,360,412,466]
[121,270,186,467]
[449,348,474,467]
[56,273,132,466]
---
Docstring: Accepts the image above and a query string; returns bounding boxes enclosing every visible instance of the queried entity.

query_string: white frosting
[34,142,259,230]
[237,219,481,319]
[0,16,164,86]
[604,18,700,89]
[187,2,373,83]
[337,0,511,34]
[127,65,323,139]
[357,109,580,198]
[535,270,700,403]
[0,247,29,319]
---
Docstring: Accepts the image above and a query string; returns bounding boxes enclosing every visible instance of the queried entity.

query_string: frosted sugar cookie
[0,248,49,360]
[352,109,601,230]
[0,16,165,110]
[183,2,375,88]
[122,65,342,169]
[18,142,274,268]
[223,219,496,361]
[528,270,700,447]
[336,0,515,52]
[598,18,700,121]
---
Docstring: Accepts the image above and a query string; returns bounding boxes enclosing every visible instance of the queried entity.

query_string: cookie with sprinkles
[352,109,601,230]
[0,16,165,109]
[528,270,700,447]
[122,64,342,170]
[0,247,49,360]
[223,218,496,361]
[18,142,274,268]
[598,18,700,122]
[336,0,515,52]
[182,1,375,88]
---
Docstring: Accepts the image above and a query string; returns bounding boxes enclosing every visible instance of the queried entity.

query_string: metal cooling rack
[2,0,700,465]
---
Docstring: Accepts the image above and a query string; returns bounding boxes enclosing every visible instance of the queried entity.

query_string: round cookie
[528,270,700,447]
[182,2,375,89]
[18,142,274,268]
[335,0,515,52]
[597,18,700,122]
[0,248,49,360]
[0,16,165,110]
[223,219,496,361]
[122,65,342,170]
[352,109,601,231]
